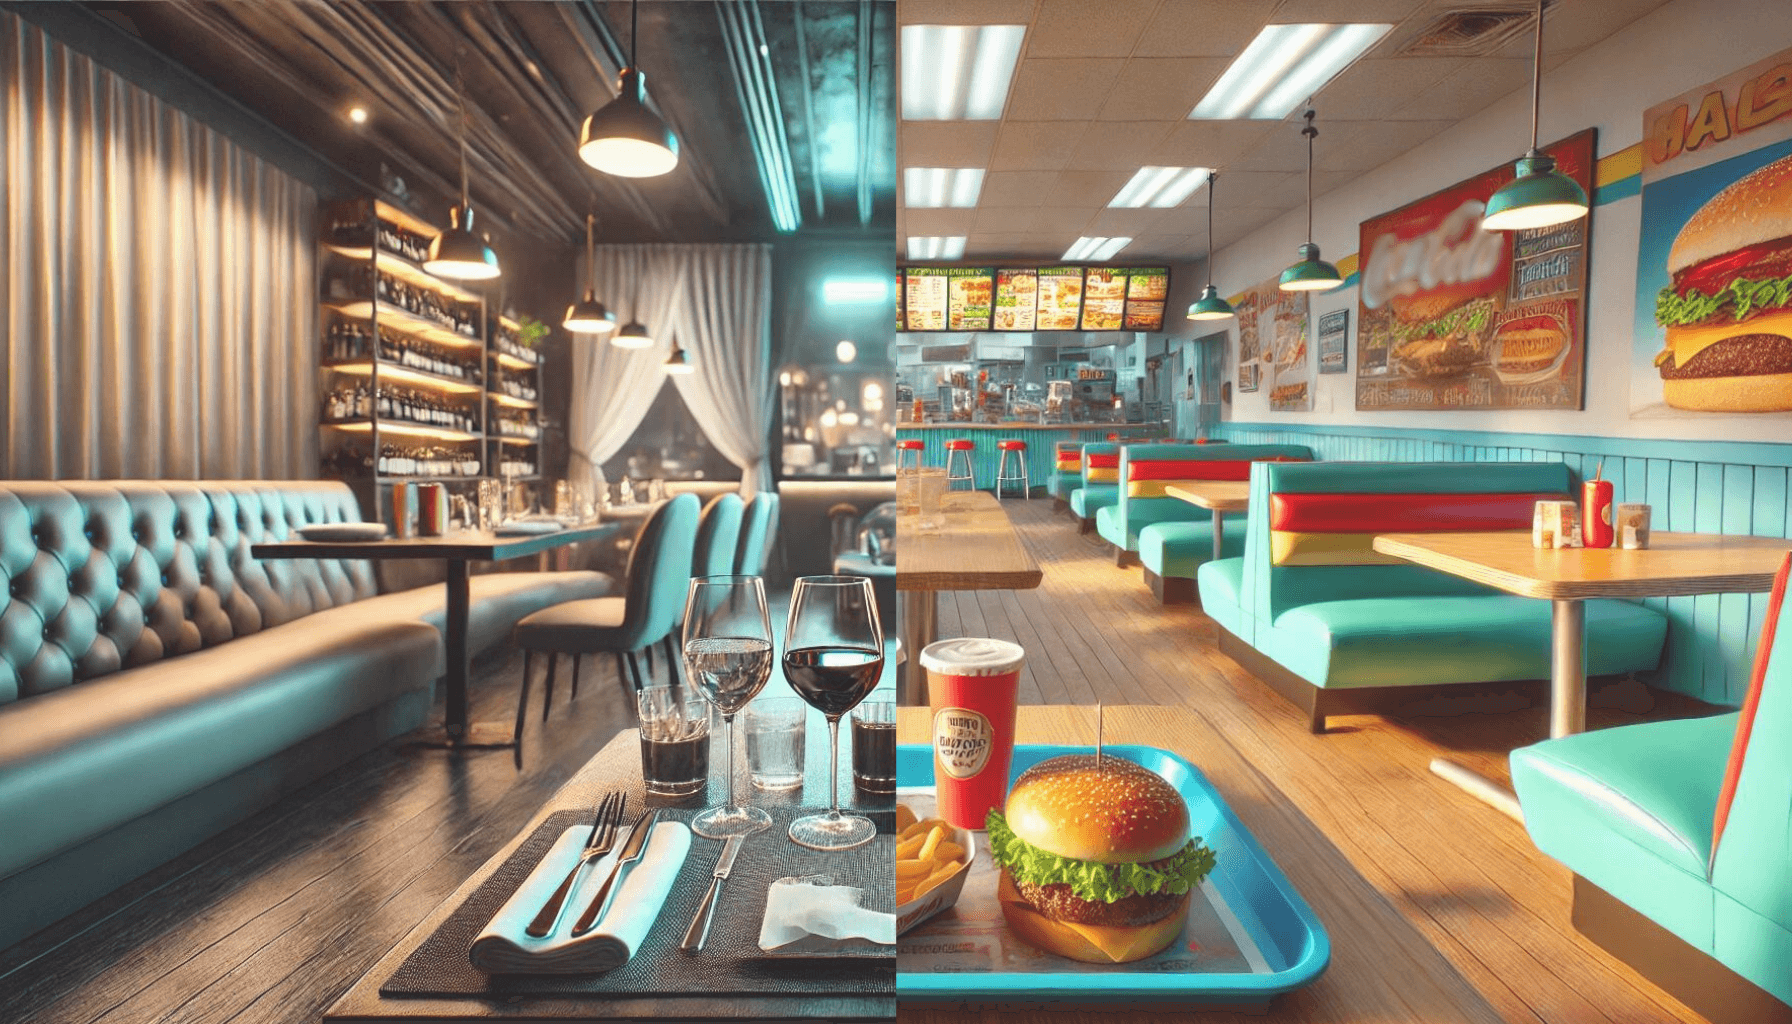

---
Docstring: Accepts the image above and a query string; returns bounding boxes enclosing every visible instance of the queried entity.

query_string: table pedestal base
[1430,758,1523,821]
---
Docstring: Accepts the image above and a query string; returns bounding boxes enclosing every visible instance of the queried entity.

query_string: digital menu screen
[897,264,1169,332]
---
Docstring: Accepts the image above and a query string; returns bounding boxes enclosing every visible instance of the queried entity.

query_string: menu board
[947,268,993,331]
[1036,266,1085,330]
[1123,268,1169,330]
[1080,269,1126,330]
[903,268,948,331]
[993,269,1037,331]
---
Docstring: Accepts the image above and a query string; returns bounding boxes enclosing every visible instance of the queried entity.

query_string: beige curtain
[669,244,774,493]
[1,12,318,480]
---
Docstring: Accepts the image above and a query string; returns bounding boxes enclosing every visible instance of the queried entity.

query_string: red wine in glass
[782,646,883,717]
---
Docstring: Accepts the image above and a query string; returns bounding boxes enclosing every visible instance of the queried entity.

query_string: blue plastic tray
[896,743,1330,1006]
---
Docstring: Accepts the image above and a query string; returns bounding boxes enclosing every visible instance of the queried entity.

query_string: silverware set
[527,793,672,941]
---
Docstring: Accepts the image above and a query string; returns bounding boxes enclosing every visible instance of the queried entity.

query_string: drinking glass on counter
[916,467,949,531]
[683,576,776,838]
[851,701,896,794]
[638,686,710,796]
[784,575,885,851]
[744,696,806,791]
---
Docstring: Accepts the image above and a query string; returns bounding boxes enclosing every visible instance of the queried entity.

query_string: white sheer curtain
[671,245,773,492]
[0,12,317,480]
[566,245,688,495]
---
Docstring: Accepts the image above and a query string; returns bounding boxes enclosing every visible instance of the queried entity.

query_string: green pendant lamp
[425,72,501,281]
[1188,173,1236,321]
[578,0,679,178]
[1482,0,1587,231]
[1279,109,1342,293]
[563,214,617,335]
[663,343,694,374]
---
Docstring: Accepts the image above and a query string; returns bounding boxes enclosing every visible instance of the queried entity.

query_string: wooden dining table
[897,704,1506,1023]
[895,490,1042,705]
[1372,529,1791,818]
[1165,480,1251,561]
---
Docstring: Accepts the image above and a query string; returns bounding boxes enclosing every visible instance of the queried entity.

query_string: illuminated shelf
[325,300,483,350]
[323,418,482,443]
[498,314,521,330]
[496,434,541,446]
[488,391,539,409]
[323,360,482,395]
[322,244,483,304]
[488,348,542,370]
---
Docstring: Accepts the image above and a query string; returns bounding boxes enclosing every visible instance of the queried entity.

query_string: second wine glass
[784,575,885,851]
[683,575,775,839]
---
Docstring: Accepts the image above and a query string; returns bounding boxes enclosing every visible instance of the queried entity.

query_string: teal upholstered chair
[1067,443,1121,535]
[1204,461,1668,732]
[735,491,780,576]
[694,492,745,579]
[1046,441,1083,510]
[1511,553,1792,1023]
[511,492,701,766]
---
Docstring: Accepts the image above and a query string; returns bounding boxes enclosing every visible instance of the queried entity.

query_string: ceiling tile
[900,122,1001,167]
[989,121,1088,171]
[978,169,1062,206]
[897,0,1044,26]
[1064,120,1177,171]
[1320,119,1455,172]
[1267,0,1427,23]
[1025,0,1158,57]
[1089,207,1197,236]
[1315,59,1466,121]
[1388,58,1530,123]
[976,205,1041,232]
[903,208,978,236]
[1148,121,1278,171]
[1218,170,1302,209]
[1229,123,1319,173]
[1048,169,1135,207]
[1535,0,1671,53]
[1096,58,1229,122]
[965,233,1072,259]
[1131,234,1200,259]
[1028,206,1104,234]
[1212,207,1284,254]
[1005,59,1128,120]
[1131,0,1280,58]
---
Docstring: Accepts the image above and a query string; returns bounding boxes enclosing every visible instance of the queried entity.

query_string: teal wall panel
[1218,421,1792,707]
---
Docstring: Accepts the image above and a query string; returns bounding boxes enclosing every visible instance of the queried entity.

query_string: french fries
[895,803,970,906]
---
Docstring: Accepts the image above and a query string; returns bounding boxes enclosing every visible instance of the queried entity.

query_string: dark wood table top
[252,523,621,562]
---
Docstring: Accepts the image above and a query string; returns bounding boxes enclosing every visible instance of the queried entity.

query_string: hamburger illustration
[1491,312,1570,385]
[1384,291,1498,380]
[1653,153,1792,412]
[985,754,1216,964]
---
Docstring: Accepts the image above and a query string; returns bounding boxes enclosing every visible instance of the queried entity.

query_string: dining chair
[509,492,700,767]
[734,491,780,576]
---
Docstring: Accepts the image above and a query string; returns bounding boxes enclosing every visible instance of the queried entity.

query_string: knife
[679,834,745,953]
[569,808,662,937]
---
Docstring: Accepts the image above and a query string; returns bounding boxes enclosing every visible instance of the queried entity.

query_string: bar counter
[897,423,1160,494]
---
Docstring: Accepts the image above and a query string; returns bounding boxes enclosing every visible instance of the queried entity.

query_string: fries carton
[895,805,977,937]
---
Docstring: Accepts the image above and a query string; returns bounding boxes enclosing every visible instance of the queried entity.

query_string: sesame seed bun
[1003,754,1190,864]
[1667,154,1792,275]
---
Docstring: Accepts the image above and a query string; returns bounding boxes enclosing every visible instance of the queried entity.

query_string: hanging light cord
[1206,174,1219,287]
[585,213,597,291]
[1302,109,1318,243]
[455,57,470,209]
[1527,0,1544,155]
[630,0,639,67]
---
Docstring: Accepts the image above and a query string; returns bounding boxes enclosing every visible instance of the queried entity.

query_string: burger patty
[1013,877,1185,927]
[1658,334,1792,379]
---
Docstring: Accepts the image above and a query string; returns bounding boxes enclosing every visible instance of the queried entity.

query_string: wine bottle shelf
[321,244,482,303]
[488,347,540,370]
[488,391,539,410]
[323,418,482,443]
[323,360,482,395]
[325,300,483,350]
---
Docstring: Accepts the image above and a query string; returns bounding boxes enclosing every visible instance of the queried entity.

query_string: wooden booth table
[253,523,621,750]
[1372,529,1791,819]
[895,490,1042,705]
[896,704,1506,1022]
[1165,480,1251,562]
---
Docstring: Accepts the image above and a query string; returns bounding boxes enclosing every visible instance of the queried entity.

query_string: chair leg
[569,655,582,701]
[512,651,535,769]
[663,634,682,690]
[644,642,655,677]
[541,653,559,722]
[627,650,645,691]
[614,651,632,701]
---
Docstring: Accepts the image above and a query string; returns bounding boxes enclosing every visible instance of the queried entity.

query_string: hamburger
[1384,292,1498,379]
[1653,153,1792,412]
[985,754,1216,964]
[1492,313,1570,381]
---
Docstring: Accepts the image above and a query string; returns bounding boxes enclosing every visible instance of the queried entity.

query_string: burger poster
[1632,46,1792,419]
[1231,278,1312,410]
[1355,129,1595,412]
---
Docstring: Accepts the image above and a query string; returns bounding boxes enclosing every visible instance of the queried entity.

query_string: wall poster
[1355,129,1596,411]
[1317,309,1349,373]
[1231,278,1312,410]
[1632,45,1792,419]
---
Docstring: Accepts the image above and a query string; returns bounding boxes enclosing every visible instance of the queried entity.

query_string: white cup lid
[921,637,1026,677]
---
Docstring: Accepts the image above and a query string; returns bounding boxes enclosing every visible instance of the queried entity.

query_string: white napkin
[470,820,692,974]
[494,520,564,536]
[757,874,897,952]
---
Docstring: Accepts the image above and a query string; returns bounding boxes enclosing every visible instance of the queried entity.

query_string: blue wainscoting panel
[1217,421,1792,706]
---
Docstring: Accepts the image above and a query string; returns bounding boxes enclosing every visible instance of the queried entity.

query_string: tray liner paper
[897,791,1270,977]
[382,808,894,998]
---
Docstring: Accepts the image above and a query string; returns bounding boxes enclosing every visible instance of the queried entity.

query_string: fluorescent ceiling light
[823,278,890,304]
[1109,166,1212,208]
[1062,237,1132,262]
[904,167,986,208]
[901,25,1026,120]
[1190,23,1392,121]
[906,236,967,260]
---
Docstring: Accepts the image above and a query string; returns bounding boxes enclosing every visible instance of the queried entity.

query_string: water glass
[850,701,896,794]
[743,697,806,791]
[637,686,710,797]
[896,468,919,516]
[917,467,949,531]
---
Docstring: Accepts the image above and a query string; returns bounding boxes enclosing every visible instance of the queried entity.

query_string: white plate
[295,523,388,542]
[494,520,565,536]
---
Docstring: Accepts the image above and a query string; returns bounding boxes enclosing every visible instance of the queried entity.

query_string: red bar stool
[896,438,924,472]
[944,438,977,490]
[995,439,1030,500]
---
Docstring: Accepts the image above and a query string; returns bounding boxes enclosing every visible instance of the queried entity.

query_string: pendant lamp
[425,71,501,281]
[1187,173,1236,321]
[563,214,617,335]
[1278,108,1343,293]
[614,320,654,348]
[1482,0,1587,231]
[578,0,679,178]
[663,343,694,374]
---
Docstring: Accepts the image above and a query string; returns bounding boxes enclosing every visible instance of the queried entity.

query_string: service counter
[896,422,1163,494]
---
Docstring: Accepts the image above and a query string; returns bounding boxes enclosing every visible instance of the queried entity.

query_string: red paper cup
[922,638,1025,831]
[1583,480,1614,549]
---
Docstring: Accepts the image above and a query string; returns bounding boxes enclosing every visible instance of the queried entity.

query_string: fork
[525,790,625,938]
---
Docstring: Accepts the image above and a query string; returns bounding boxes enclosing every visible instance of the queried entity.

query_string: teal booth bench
[1067,442,1120,535]
[1199,461,1669,733]
[1510,553,1792,1024]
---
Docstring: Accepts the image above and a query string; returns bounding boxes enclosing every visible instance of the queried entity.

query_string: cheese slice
[995,871,1187,963]
[1668,306,1792,362]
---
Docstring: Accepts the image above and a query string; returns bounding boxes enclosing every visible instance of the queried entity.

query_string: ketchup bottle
[1583,468,1614,549]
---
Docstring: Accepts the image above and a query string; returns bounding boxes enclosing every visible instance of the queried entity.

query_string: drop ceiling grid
[898,0,1669,261]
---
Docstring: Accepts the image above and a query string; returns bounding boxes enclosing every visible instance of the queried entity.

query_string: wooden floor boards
[934,498,1711,1024]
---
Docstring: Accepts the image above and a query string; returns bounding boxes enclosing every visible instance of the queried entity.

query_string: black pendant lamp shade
[564,214,616,335]
[614,319,654,349]
[578,1,679,178]
[663,343,693,374]
[427,70,500,281]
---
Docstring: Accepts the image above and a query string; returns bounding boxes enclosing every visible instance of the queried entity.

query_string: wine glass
[683,576,775,839]
[784,575,885,851]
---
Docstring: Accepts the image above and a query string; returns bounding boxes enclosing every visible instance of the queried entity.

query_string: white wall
[1215,0,1792,443]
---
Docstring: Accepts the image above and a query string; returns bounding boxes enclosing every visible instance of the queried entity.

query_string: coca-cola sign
[1355,129,1595,412]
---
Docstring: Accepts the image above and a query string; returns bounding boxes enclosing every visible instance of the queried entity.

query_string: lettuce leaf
[1656,272,1792,328]
[985,811,1217,904]
[1390,298,1496,343]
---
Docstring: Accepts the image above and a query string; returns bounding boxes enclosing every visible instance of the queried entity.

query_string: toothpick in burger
[985,754,1217,964]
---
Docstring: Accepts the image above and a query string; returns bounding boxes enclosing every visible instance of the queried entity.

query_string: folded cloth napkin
[470,820,692,974]
[494,520,565,536]
[757,874,897,953]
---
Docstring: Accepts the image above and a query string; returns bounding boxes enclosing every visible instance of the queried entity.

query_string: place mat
[382,806,895,999]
